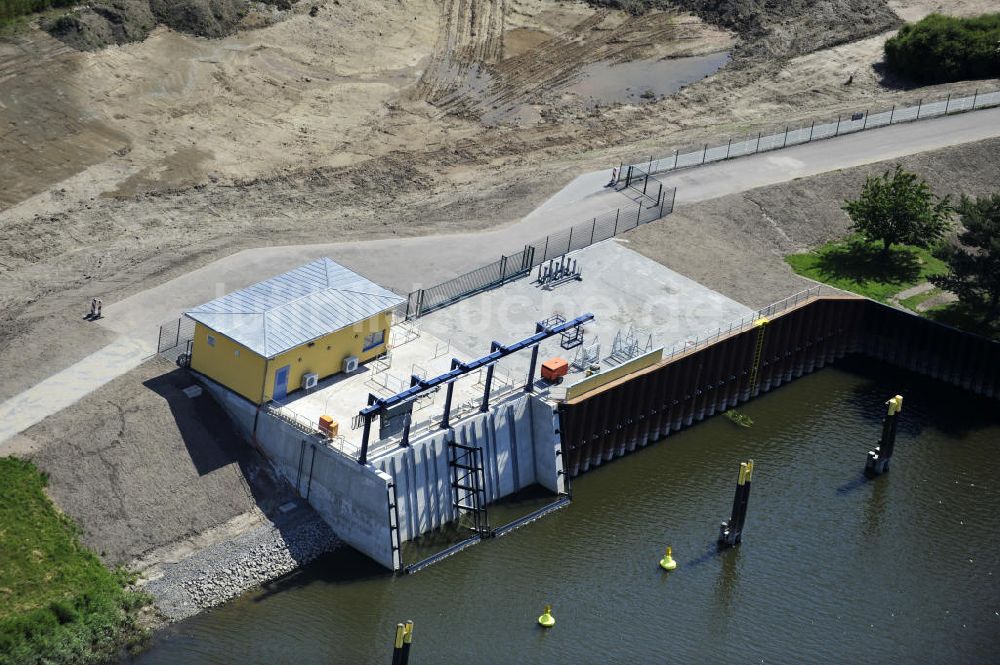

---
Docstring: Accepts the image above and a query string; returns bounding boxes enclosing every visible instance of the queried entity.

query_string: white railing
[662,285,839,361]
[262,402,356,459]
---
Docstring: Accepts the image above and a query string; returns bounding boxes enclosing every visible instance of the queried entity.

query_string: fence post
[590,218,596,245]
[862,109,869,129]
[944,93,951,114]
[808,120,814,140]
[889,104,895,123]
[835,115,841,135]
[648,155,653,172]
[916,98,923,118]
[782,126,788,148]
[636,201,642,226]
[672,149,678,169]
[972,88,979,109]
[643,172,649,195]
[613,208,620,236]
[174,320,180,349]
[499,254,508,283]
[542,235,549,263]
[669,187,676,213]
[755,132,761,153]
[726,137,732,158]
[701,144,707,164]
[567,226,574,253]
[657,182,663,206]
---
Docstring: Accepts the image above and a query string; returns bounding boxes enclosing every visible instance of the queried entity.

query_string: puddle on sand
[565,51,730,105]
[502,27,552,59]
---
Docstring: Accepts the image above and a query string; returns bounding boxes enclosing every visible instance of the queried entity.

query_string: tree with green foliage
[842,164,952,255]
[931,194,1000,321]
[884,12,1000,84]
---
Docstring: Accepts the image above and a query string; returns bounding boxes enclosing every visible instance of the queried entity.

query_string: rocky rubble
[144,512,340,621]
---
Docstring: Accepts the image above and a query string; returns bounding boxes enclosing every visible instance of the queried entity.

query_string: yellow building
[186,258,404,404]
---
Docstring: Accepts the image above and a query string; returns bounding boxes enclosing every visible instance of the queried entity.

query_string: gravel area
[144,506,341,621]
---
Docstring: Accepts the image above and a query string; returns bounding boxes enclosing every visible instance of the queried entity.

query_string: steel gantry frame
[356,313,595,463]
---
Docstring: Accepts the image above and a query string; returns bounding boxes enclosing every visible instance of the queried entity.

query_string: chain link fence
[627,87,1000,176]
[156,315,196,365]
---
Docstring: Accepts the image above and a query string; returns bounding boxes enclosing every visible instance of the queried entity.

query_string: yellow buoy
[538,604,555,628]
[659,546,677,571]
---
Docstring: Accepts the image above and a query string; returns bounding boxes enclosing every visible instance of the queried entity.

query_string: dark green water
[131,359,1000,664]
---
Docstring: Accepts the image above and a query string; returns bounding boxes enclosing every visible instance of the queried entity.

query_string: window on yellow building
[207,335,216,347]
[363,329,385,351]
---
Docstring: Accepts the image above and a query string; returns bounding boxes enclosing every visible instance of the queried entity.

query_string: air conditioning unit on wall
[342,356,359,373]
[302,373,319,390]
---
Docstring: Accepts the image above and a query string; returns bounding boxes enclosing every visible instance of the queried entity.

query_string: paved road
[1,105,998,448]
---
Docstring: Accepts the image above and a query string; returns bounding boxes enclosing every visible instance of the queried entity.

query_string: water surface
[131,359,1000,664]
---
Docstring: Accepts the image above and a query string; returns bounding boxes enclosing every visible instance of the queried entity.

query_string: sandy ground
[1,0,999,586]
[16,357,297,566]
[2,0,998,407]
[626,137,1000,309]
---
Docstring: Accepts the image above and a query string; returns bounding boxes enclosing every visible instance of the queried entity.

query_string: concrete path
[2,105,999,446]
[0,336,154,451]
[102,106,1000,338]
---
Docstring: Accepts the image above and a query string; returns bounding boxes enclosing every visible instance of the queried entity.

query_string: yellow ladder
[747,317,769,394]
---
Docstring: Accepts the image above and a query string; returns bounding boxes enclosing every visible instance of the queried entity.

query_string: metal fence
[662,285,840,361]
[627,87,1000,177]
[405,246,536,319]
[403,180,676,320]
[525,193,674,268]
[157,315,196,364]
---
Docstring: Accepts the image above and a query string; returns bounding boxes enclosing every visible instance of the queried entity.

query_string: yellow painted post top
[393,623,405,648]
[886,395,904,415]
[754,316,770,327]
[403,621,413,644]
[737,462,748,485]
[745,460,754,482]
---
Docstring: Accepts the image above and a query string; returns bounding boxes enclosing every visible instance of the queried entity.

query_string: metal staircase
[448,441,490,537]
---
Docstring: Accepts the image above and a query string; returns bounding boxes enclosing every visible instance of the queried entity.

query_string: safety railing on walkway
[625,87,1000,177]
[261,401,356,459]
[662,285,842,361]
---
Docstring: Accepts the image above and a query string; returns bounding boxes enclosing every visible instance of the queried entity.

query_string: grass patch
[785,236,947,302]
[922,301,1000,340]
[0,457,151,665]
[899,287,942,312]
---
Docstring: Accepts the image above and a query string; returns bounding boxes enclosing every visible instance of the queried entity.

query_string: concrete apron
[201,376,565,571]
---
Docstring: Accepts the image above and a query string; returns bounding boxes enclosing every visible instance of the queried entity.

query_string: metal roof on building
[186,258,404,358]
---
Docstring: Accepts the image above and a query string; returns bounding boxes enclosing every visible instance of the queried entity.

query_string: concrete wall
[530,396,565,494]
[375,393,561,542]
[202,375,562,568]
[199,376,398,570]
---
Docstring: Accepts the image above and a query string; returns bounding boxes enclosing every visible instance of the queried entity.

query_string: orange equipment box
[318,415,339,437]
[541,357,569,382]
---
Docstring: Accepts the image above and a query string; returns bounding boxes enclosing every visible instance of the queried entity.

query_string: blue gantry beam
[357,313,594,463]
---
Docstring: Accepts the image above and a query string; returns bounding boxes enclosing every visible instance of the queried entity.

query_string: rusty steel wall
[558,297,998,478]
[859,300,999,398]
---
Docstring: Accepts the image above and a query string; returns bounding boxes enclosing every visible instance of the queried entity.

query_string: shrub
[884,13,1000,83]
